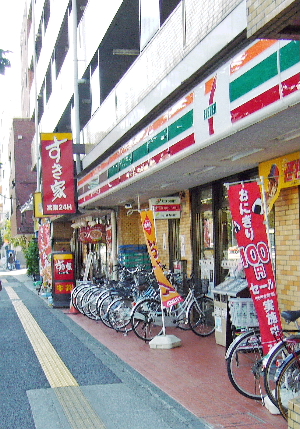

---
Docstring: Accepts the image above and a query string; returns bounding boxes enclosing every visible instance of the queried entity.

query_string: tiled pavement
[65,310,287,429]
[11,269,287,429]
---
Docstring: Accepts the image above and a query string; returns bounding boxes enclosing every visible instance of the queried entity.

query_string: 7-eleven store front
[77,39,300,314]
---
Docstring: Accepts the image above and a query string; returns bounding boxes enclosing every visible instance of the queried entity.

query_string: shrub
[24,238,40,278]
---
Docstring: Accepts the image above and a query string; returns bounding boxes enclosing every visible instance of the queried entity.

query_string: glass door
[219,186,241,282]
[191,186,214,285]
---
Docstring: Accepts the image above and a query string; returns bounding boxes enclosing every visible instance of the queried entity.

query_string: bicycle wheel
[107,297,134,332]
[130,298,162,341]
[78,286,99,317]
[71,283,91,312]
[96,292,117,327]
[83,287,104,320]
[263,340,292,407]
[275,350,300,420]
[226,329,265,400]
[188,296,215,336]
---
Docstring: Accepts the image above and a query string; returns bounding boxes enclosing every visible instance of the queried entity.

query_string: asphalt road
[0,271,210,429]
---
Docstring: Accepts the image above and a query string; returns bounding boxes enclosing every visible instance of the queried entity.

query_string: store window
[169,218,180,267]
[219,185,240,281]
[191,170,261,287]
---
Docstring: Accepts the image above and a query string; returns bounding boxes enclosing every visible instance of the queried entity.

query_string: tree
[24,238,40,278]
[0,50,11,75]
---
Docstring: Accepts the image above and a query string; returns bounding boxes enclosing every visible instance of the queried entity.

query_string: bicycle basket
[229,298,259,328]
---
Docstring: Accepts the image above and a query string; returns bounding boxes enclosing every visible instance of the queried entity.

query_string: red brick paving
[65,311,287,429]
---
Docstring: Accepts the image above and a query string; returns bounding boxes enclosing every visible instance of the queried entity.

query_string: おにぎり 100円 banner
[228,181,282,353]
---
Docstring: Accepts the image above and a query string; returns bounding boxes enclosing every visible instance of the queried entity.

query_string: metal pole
[32,0,40,191]
[72,0,81,174]
[110,209,118,280]
[153,211,166,335]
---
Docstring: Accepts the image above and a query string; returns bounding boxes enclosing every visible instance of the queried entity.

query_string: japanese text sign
[140,210,183,307]
[52,253,75,281]
[259,151,300,213]
[41,133,76,215]
[150,197,181,219]
[54,281,75,294]
[228,181,282,353]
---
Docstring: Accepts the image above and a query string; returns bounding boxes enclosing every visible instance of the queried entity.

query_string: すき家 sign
[41,133,76,215]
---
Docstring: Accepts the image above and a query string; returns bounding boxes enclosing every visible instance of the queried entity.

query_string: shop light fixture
[160,182,176,189]
[221,148,263,162]
[282,131,300,142]
[183,166,216,176]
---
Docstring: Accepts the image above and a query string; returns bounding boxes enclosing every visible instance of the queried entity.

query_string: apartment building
[14,0,300,309]
[9,118,36,237]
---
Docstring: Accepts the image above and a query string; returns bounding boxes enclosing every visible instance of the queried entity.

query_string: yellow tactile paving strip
[5,286,106,429]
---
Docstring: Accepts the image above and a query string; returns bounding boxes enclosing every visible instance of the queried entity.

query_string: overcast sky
[0,0,26,121]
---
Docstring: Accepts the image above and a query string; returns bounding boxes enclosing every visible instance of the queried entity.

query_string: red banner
[38,221,52,285]
[41,133,76,215]
[228,181,282,353]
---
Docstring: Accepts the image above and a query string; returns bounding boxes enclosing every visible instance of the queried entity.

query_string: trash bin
[15,260,21,269]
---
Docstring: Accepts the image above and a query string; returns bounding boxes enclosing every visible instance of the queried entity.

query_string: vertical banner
[41,133,76,215]
[228,181,282,353]
[38,220,52,286]
[140,210,183,307]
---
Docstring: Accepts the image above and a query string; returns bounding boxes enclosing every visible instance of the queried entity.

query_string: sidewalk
[11,269,287,429]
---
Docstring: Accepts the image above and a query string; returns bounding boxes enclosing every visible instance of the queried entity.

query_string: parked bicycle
[96,266,157,328]
[225,309,300,417]
[273,310,300,420]
[130,275,215,342]
[107,274,159,333]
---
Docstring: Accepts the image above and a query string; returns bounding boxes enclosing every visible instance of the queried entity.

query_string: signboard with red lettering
[51,252,76,307]
[150,197,181,219]
[54,281,75,294]
[41,133,76,215]
[228,181,282,353]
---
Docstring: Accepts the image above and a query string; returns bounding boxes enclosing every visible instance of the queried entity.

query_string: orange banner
[140,210,183,307]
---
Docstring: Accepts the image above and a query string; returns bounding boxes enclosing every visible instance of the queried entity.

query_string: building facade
[15,1,300,310]
[9,118,36,236]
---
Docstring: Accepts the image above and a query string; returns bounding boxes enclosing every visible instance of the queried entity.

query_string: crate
[119,245,147,254]
[119,252,151,269]
[229,298,259,328]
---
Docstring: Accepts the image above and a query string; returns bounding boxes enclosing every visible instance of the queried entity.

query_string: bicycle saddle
[281,310,300,323]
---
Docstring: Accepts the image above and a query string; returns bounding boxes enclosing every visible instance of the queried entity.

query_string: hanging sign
[140,210,183,307]
[259,151,300,213]
[150,197,181,219]
[79,224,106,243]
[41,133,76,215]
[227,181,282,353]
